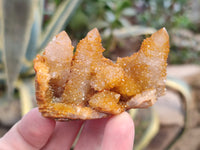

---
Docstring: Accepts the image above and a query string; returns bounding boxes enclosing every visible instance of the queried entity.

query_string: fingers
[0,108,56,150]
[74,112,134,150]
[42,120,83,150]
[0,108,134,150]
[74,118,109,150]
[101,112,135,150]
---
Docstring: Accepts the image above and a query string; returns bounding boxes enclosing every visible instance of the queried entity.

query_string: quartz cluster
[34,28,169,120]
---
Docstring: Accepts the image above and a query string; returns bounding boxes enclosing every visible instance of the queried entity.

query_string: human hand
[0,108,134,150]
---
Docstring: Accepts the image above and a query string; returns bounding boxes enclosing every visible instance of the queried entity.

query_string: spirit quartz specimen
[34,28,169,120]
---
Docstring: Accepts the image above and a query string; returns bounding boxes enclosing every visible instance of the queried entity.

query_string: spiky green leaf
[38,0,82,51]
[113,26,156,38]
[134,108,159,150]
[1,0,35,98]
[26,0,44,60]
[16,79,35,116]
[165,76,192,149]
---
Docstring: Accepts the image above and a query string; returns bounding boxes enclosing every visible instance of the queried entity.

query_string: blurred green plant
[165,76,192,149]
[133,0,193,29]
[0,0,82,126]
[169,48,200,64]
[67,0,133,35]
[67,0,194,37]
[66,0,136,51]
[129,108,159,150]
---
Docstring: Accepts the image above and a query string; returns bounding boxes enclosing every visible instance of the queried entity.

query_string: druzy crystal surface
[34,28,169,120]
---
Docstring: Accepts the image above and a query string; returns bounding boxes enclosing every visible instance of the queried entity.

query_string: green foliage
[173,15,193,29]
[133,108,159,150]
[165,76,192,149]
[67,0,194,38]
[67,0,134,39]
[38,0,82,51]
[134,0,193,29]
[169,47,200,64]
[1,0,35,100]
[54,0,63,6]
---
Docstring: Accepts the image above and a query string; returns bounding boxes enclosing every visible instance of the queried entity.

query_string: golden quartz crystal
[34,28,169,120]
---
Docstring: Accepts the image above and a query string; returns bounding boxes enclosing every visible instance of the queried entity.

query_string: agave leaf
[129,108,138,119]
[166,76,192,111]
[16,79,35,116]
[166,76,192,128]
[1,0,35,99]
[38,0,82,51]
[26,0,44,61]
[112,25,156,38]
[0,1,2,51]
[135,108,159,150]
[0,0,4,75]
[0,73,5,80]
[165,76,192,149]
[19,58,34,75]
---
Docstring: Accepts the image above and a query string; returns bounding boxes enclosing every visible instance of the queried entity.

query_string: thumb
[0,108,55,150]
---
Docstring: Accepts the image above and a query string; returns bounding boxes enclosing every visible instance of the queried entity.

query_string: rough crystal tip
[152,27,169,47]
[87,28,101,42]
[54,31,72,45]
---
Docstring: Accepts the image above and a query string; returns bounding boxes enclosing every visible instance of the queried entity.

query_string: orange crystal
[34,28,169,120]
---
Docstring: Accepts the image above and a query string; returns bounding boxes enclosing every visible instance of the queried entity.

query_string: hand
[0,108,134,150]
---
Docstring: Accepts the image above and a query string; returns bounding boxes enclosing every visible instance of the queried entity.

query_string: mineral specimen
[34,28,169,120]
